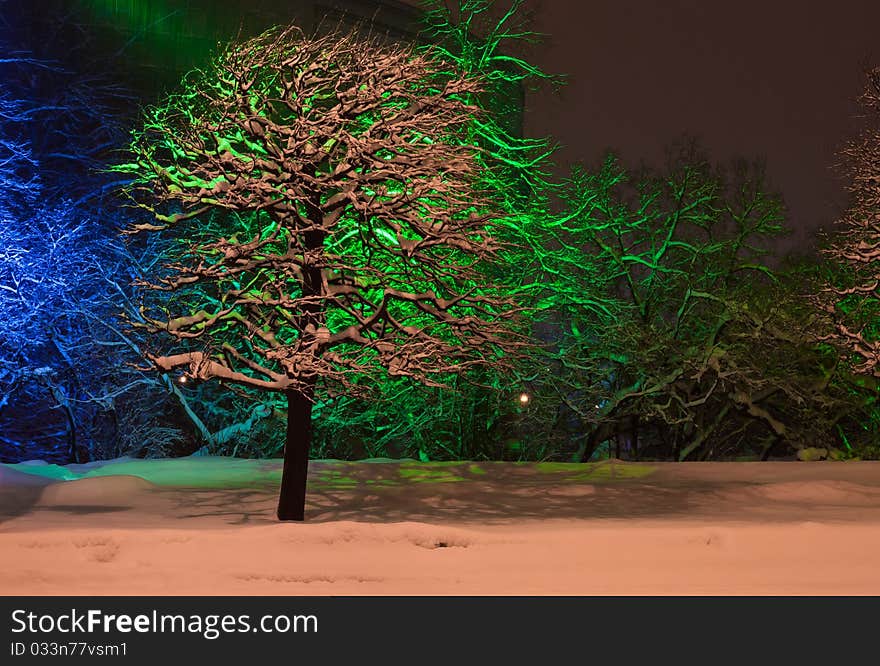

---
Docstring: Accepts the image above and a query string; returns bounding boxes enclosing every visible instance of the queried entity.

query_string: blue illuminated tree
[0,13,187,462]
[0,59,124,461]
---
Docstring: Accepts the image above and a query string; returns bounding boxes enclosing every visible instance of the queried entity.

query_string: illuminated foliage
[118,26,523,519]
[304,0,563,463]
[421,0,558,207]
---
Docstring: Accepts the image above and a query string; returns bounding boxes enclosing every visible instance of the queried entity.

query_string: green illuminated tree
[421,0,559,203]
[117,26,521,520]
[525,146,839,460]
[299,0,562,463]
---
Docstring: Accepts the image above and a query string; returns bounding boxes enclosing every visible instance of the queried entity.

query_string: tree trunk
[278,193,324,521]
[49,384,78,464]
[578,421,614,462]
[277,388,313,521]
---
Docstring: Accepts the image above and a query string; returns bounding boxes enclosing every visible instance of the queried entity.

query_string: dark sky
[522,0,880,253]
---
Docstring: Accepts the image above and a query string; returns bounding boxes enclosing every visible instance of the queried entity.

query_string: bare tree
[0,51,138,463]
[514,145,842,462]
[821,67,880,375]
[118,26,521,520]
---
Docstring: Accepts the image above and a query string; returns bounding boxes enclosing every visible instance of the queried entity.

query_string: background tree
[516,144,854,461]
[118,26,522,520]
[820,67,880,375]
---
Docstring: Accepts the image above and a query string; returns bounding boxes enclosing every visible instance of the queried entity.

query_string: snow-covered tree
[118,26,522,520]
[821,67,880,375]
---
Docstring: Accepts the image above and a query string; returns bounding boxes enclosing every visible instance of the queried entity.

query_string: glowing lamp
[519,392,530,405]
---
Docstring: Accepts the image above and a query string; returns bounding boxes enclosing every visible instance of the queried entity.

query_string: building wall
[73,1,523,139]
[79,0,423,92]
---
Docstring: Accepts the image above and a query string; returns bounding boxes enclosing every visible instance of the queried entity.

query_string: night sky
[522,0,880,254]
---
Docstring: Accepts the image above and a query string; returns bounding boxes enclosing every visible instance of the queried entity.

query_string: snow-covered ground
[2,457,880,595]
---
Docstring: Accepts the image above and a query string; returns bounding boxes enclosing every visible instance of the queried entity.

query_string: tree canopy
[120,26,520,396]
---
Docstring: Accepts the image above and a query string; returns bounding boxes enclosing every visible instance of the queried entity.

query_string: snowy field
[2,457,880,595]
